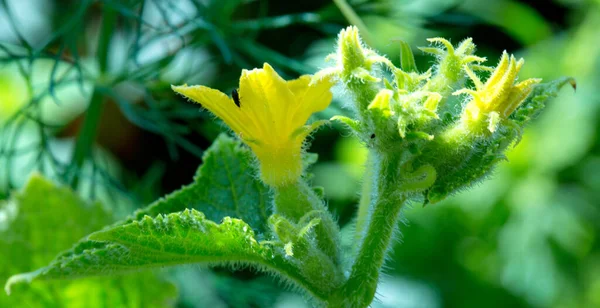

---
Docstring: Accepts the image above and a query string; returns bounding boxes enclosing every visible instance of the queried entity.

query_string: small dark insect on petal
[232,89,241,107]
[370,133,376,139]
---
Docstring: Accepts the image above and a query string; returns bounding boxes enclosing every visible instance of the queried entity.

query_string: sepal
[268,214,344,287]
[331,115,363,135]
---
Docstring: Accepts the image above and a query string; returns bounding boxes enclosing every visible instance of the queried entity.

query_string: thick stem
[353,152,372,244]
[331,151,406,307]
[273,180,341,265]
[69,7,116,187]
[346,81,379,116]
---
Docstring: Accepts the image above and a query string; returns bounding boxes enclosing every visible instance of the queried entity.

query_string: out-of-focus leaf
[0,175,176,307]
[457,0,552,44]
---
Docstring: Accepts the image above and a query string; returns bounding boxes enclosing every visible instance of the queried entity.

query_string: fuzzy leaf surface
[6,209,339,301]
[130,134,271,233]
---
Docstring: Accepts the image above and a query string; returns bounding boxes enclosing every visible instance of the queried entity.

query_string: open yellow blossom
[454,51,541,133]
[172,63,334,187]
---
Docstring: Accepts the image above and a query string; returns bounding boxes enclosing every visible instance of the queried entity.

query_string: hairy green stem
[331,152,405,307]
[347,81,379,116]
[353,152,372,244]
[273,180,341,265]
[69,7,116,187]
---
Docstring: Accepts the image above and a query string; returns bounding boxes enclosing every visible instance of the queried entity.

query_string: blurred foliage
[0,175,176,307]
[0,0,598,307]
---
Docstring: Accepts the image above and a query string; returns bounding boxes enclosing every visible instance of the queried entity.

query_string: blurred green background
[0,0,598,307]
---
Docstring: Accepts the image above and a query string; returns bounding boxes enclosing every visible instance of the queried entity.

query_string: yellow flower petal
[500,78,541,117]
[455,52,540,133]
[239,63,295,141]
[171,85,250,137]
[367,89,393,118]
[287,75,335,128]
[485,52,510,89]
[172,63,334,187]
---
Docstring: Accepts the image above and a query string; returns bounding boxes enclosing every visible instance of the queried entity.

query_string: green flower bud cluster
[316,26,575,203]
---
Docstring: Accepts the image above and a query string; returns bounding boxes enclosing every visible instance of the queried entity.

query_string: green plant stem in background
[273,180,341,265]
[69,90,103,186]
[69,7,116,187]
[331,152,406,307]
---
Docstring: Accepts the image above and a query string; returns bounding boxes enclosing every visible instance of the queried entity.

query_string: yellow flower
[172,63,334,187]
[454,52,541,133]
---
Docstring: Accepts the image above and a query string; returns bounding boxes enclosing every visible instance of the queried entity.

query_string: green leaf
[7,209,341,302]
[399,40,418,73]
[0,175,176,307]
[426,128,515,204]
[130,134,271,233]
[5,135,343,304]
[511,77,576,125]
